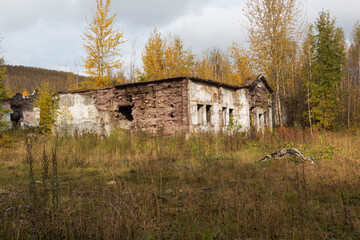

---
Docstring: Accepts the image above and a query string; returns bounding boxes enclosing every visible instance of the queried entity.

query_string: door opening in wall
[258,113,265,132]
[264,112,267,127]
[222,107,227,125]
[197,104,204,125]
[11,111,22,125]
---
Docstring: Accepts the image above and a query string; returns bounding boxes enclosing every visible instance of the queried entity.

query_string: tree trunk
[276,70,283,127]
[307,48,313,136]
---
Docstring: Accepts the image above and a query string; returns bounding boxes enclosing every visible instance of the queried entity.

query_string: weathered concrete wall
[22,107,39,128]
[188,80,250,133]
[56,92,112,135]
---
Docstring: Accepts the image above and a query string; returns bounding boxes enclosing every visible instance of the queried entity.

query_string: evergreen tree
[309,11,346,129]
[0,57,9,130]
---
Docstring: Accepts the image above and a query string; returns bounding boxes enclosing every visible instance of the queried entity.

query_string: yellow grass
[0,128,359,239]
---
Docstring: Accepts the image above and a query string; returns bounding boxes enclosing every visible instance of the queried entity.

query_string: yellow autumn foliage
[22,90,30,97]
[140,29,195,81]
[82,0,125,89]
[228,43,253,85]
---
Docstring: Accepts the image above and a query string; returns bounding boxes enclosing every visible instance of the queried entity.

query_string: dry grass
[0,128,360,239]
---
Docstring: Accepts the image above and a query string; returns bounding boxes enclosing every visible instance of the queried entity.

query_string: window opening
[222,107,227,125]
[197,104,204,125]
[118,106,133,121]
[229,108,234,118]
[206,105,212,124]
[264,112,267,127]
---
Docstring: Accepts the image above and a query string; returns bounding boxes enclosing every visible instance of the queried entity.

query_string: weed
[0,129,360,239]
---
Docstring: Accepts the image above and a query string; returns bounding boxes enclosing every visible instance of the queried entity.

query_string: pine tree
[309,11,346,129]
[82,0,125,89]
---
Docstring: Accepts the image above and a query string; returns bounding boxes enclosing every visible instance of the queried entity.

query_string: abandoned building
[4,75,274,135]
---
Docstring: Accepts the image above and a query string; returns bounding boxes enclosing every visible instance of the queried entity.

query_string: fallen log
[258,148,314,164]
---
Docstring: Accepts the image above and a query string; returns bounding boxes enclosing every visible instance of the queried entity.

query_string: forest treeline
[4,65,87,95]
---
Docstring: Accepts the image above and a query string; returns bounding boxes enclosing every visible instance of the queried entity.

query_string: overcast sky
[1,0,359,75]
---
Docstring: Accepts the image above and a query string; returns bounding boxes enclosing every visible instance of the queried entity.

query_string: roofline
[56,75,272,95]
[244,74,274,93]
[256,74,274,93]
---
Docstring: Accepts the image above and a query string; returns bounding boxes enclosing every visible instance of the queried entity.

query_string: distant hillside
[4,65,88,95]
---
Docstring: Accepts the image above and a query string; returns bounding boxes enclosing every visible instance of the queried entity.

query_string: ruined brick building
[5,75,274,135]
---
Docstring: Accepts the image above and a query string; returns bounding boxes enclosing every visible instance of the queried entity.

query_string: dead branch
[259,148,314,164]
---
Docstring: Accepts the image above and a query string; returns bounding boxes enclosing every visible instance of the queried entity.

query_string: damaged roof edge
[257,75,274,93]
[56,75,273,95]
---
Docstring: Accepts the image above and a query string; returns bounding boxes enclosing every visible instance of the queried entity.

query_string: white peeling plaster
[22,107,39,128]
[188,80,250,133]
[55,93,112,135]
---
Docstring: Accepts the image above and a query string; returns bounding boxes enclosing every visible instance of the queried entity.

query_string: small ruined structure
[3,93,39,129]
[6,75,274,135]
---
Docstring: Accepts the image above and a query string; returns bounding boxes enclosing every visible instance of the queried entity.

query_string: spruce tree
[309,11,346,129]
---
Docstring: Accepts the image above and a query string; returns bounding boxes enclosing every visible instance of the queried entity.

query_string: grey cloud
[112,0,212,29]
[1,0,360,72]
[305,0,360,38]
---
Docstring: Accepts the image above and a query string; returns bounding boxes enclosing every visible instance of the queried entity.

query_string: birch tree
[244,0,303,126]
[228,43,253,85]
[347,22,360,126]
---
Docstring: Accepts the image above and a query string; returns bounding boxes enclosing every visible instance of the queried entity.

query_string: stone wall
[56,78,189,135]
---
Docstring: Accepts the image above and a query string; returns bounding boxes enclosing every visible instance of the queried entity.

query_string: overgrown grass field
[1,128,360,239]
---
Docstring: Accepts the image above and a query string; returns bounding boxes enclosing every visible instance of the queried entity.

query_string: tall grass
[0,128,359,239]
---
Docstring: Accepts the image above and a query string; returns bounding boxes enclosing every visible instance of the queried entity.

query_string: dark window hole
[118,106,133,121]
